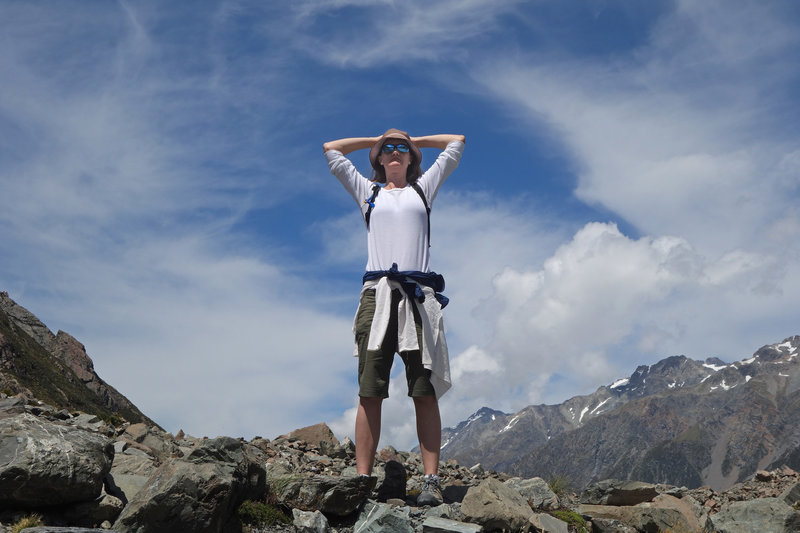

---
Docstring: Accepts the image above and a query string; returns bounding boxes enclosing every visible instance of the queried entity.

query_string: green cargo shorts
[354,288,435,398]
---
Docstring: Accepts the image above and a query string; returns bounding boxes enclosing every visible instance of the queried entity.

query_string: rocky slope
[0,291,156,427]
[2,290,799,531]
[441,336,800,492]
[2,398,799,532]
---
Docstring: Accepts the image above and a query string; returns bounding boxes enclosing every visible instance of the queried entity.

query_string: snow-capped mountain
[441,336,800,491]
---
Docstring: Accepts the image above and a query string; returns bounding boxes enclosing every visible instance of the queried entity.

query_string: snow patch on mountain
[500,415,520,434]
[610,377,630,389]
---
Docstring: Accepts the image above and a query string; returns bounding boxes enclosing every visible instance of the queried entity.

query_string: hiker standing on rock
[324,129,465,506]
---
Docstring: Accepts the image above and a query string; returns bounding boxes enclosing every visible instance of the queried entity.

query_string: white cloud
[0,3,360,441]
[471,2,800,258]
[457,219,798,410]
[290,0,524,68]
[483,223,698,390]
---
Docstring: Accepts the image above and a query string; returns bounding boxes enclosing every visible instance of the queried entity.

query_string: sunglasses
[381,143,410,154]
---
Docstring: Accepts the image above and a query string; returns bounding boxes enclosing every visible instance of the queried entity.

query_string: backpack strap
[410,181,431,247]
[364,184,381,229]
[365,182,432,247]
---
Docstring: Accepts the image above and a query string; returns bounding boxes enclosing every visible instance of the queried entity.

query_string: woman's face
[378,139,411,175]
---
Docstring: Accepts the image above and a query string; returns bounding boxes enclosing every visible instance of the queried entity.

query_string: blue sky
[2,0,799,450]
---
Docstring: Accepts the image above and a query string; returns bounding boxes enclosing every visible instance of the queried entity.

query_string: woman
[323,128,465,506]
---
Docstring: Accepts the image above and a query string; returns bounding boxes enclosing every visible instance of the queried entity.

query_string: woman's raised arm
[323,136,380,155]
[410,134,466,150]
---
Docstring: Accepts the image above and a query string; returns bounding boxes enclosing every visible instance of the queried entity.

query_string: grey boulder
[0,413,113,507]
[113,436,265,533]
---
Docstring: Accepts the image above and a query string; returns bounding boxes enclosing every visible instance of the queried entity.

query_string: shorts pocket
[354,289,376,342]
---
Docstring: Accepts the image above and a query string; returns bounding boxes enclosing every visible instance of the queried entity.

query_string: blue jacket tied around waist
[363,263,449,309]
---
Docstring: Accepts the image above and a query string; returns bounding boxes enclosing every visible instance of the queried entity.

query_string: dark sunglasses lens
[381,143,410,154]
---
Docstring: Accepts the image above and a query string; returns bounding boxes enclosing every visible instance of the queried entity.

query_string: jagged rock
[55,489,125,527]
[423,503,462,521]
[645,493,708,532]
[755,469,774,482]
[292,508,330,533]
[781,481,800,506]
[106,442,159,504]
[577,503,694,532]
[710,497,800,533]
[289,422,338,449]
[422,516,484,532]
[340,436,355,454]
[505,477,559,510]
[378,444,401,463]
[119,424,175,459]
[588,517,637,533]
[0,396,25,418]
[271,474,376,516]
[461,477,534,532]
[528,512,568,533]
[0,413,113,507]
[580,479,658,506]
[113,437,265,533]
[122,423,148,443]
[65,413,107,433]
[353,500,415,533]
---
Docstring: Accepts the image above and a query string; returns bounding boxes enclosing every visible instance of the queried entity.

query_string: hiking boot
[417,474,443,506]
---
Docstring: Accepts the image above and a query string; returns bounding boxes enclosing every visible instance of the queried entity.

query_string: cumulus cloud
[448,218,796,413]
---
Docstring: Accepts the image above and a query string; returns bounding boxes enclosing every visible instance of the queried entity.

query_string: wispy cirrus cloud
[289,0,524,68]
[473,1,800,256]
[0,1,360,440]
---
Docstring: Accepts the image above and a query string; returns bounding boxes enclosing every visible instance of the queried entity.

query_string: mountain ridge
[0,291,156,427]
[441,336,800,492]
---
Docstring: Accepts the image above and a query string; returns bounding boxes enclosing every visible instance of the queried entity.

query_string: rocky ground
[2,395,800,532]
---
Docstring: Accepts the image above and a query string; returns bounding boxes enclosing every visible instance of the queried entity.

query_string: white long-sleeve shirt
[325,141,464,272]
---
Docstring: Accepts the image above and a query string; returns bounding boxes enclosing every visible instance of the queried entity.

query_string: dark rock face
[442,336,800,492]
